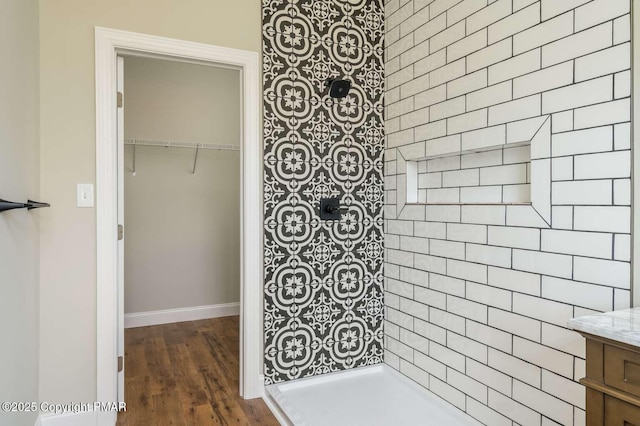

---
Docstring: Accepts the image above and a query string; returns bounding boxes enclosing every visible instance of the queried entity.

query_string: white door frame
[95,27,263,426]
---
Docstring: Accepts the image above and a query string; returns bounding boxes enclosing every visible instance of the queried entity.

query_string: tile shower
[263,0,633,425]
[262,0,385,384]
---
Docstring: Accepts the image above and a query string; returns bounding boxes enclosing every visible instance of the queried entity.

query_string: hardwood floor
[116,316,279,426]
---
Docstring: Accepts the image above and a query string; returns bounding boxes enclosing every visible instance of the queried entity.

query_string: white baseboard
[124,302,240,328]
[35,410,98,426]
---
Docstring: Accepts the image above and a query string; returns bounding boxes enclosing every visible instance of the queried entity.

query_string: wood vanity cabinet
[580,332,640,425]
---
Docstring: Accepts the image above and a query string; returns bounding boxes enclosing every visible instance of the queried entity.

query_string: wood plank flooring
[116,316,279,426]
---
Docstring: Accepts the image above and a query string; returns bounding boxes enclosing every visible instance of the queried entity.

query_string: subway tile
[614,234,631,262]
[506,205,550,228]
[388,307,415,330]
[400,266,430,287]
[614,122,631,150]
[414,221,447,239]
[467,320,513,353]
[614,15,631,44]
[467,38,513,73]
[514,337,574,379]
[467,281,512,310]
[447,0,487,25]
[414,49,447,77]
[461,149,503,169]
[467,81,512,111]
[488,226,540,250]
[414,13,448,44]
[425,204,462,222]
[489,348,541,388]
[552,111,573,133]
[387,336,414,362]
[466,0,512,34]
[542,276,614,312]
[615,70,631,99]
[489,308,541,342]
[447,69,487,98]
[399,235,430,254]
[429,376,466,410]
[447,367,488,404]
[467,358,512,396]
[552,157,573,181]
[430,341,467,372]
[574,151,630,180]
[480,163,527,185]
[400,328,430,354]
[574,99,631,129]
[447,29,488,63]
[488,95,541,126]
[467,398,512,426]
[415,318,448,345]
[575,43,631,82]
[488,389,542,426]
[461,205,506,225]
[551,126,613,157]
[430,273,466,297]
[448,331,488,364]
[399,359,430,389]
[540,0,590,21]
[430,21,466,54]
[430,96,466,121]
[512,380,574,425]
[541,369,585,409]
[447,259,488,283]
[415,253,447,274]
[447,109,488,134]
[430,239,466,260]
[513,12,573,55]
[447,223,487,244]
[542,22,613,68]
[551,206,572,230]
[488,2,540,44]
[414,84,447,109]
[442,168,479,188]
[387,220,414,236]
[512,293,574,327]
[512,249,572,279]
[466,243,512,268]
[399,4,431,38]
[460,186,503,204]
[447,295,488,323]
[430,307,466,335]
[542,323,586,359]
[414,351,447,380]
[461,124,507,151]
[552,180,612,206]
[574,0,630,32]
[415,287,447,310]
[513,61,573,99]
[488,49,540,85]
[573,256,630,289]
[542,76,613,114]
[541,229,613,259]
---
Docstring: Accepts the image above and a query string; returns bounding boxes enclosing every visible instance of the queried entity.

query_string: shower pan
[265,365,480,426]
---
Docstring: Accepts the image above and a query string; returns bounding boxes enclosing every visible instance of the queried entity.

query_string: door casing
[95,27,263,426]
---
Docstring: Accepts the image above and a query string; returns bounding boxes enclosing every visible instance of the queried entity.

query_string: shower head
[325,78,352,99]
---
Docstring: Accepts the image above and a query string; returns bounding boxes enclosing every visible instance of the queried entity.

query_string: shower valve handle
[326,204,348,214]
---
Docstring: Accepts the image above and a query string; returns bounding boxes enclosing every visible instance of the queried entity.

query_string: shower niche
[396,115,552,227]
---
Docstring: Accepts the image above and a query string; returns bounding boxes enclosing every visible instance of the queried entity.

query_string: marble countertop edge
[568,308,640,348]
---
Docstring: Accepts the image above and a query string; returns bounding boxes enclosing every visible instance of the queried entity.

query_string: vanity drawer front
[604,395,640,425]
[604,344,640,396]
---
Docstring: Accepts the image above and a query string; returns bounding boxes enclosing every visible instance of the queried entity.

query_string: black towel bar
[0,199,50,213]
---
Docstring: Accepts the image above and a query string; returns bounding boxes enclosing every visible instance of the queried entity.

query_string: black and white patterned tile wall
[262,0,385,384]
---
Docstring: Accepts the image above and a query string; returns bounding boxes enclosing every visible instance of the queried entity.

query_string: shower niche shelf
[394,116,552,227]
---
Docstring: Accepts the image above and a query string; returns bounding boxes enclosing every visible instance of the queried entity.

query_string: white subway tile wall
[384,0,631,424]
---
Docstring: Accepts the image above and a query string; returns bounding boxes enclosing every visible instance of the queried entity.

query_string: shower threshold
[264,364,481,426]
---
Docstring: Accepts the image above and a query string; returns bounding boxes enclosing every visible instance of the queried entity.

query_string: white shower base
[264,364,481,426]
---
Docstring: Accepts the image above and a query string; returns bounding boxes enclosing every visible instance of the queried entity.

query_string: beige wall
[124,57,240,314]
[38,0,260,404]
[0,1,40,425]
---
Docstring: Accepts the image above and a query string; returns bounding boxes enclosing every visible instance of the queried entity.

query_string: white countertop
[568,308,640,347]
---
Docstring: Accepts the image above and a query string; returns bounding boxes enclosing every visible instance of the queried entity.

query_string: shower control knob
[320,198,348,220]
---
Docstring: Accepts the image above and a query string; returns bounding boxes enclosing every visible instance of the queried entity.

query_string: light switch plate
[77,184,94,208]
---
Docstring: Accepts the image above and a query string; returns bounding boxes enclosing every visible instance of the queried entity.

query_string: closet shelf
[124,138,240,151]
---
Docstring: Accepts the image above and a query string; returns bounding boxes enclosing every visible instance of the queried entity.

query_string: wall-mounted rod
[193,145,200,175]
[124,138,240,152]
[0,199,50,213]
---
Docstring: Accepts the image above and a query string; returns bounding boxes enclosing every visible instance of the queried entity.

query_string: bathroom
[0,0,635,425]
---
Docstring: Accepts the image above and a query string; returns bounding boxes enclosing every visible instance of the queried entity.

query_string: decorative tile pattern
[263,0,384,384]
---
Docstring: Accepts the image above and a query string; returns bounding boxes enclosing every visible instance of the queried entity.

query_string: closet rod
[124,138,240,151]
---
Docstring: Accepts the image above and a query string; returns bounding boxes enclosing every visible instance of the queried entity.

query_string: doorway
[95,28,263,426]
